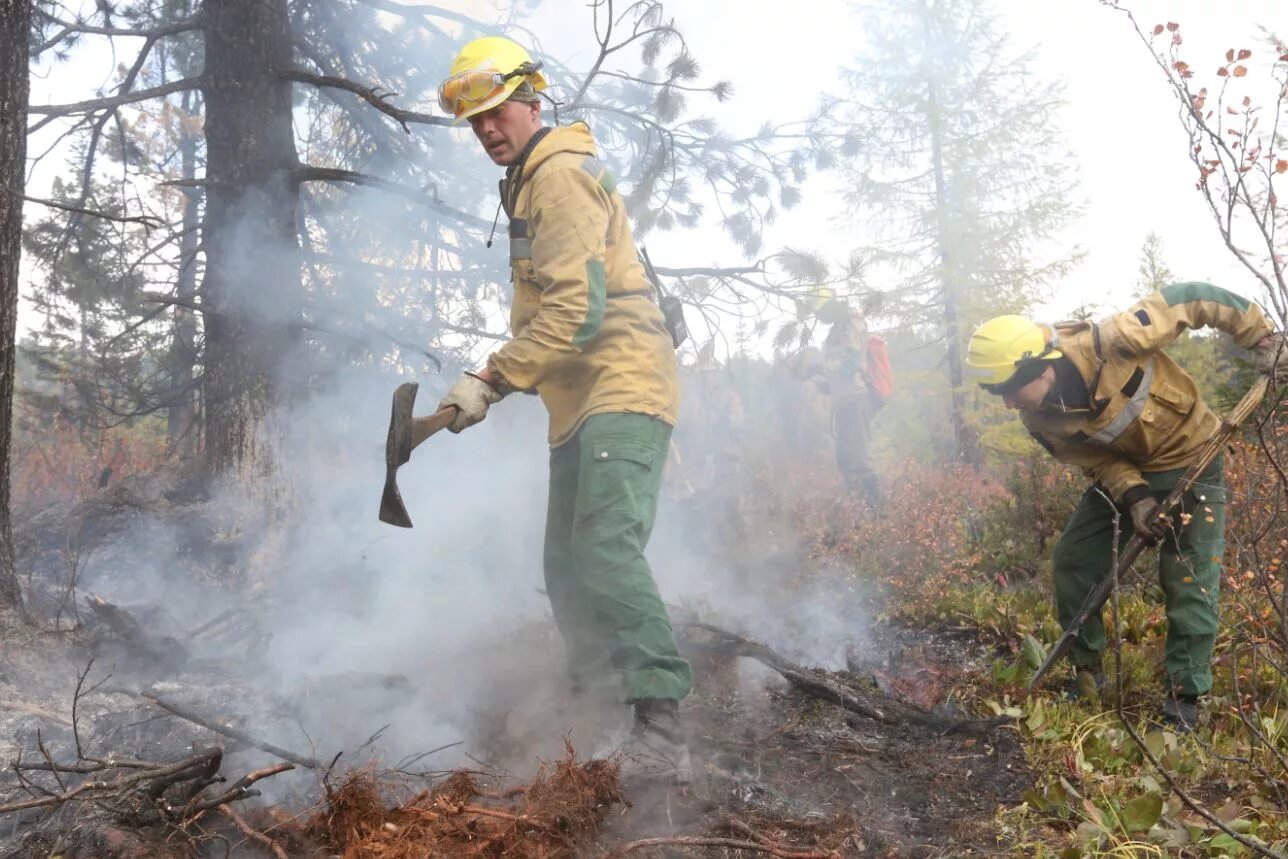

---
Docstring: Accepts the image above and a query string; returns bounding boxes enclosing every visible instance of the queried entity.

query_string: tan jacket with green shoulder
[486,123,680,447]
[1022,283,1272,502]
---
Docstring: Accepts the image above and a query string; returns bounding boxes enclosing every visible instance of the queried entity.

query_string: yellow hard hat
[965,315,1062,390]
[438,37,548,120]
[795,286,836,321]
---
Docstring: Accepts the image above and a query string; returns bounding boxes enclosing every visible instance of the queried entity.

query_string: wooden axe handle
[411,405,459,451]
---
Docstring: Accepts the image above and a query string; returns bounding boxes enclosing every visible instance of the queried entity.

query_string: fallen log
[680,622,1011,735]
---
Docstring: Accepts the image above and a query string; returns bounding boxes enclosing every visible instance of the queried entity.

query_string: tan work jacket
[1023,283,1272,501]
[487,123,680,446]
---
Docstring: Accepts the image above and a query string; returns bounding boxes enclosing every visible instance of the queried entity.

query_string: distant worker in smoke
[794,288,884,504]
[432,37,691,781]
[966,284,1288,729]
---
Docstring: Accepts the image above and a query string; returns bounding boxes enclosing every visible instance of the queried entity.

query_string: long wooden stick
[1028,376,1269,690]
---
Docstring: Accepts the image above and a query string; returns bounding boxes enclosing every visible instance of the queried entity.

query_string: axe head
[379,382,418,528]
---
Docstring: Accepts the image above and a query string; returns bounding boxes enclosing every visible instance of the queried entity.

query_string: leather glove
[1129,497,1171,545]
[1254,332,1288,386]
[437,371,503,433]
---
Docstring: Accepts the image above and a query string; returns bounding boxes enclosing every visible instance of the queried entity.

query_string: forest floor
[0,472,1031,857]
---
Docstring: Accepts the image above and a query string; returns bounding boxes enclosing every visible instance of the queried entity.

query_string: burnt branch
[1,750,222,814]
[188,762,294,813]
[105,688,318,769]
[281,67,451,131]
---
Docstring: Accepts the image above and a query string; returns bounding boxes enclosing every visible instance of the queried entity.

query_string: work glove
[436,371,503,434]
[1129,496,1171,545]
[1254,332,1288,386]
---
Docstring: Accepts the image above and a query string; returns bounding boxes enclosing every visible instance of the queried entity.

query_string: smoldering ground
[2,346,878,793]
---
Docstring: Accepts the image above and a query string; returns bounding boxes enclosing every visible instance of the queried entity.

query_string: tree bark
[200,0,302,484]
[921,2,976,465]
[167,88,201,452]
[0,0,30,619]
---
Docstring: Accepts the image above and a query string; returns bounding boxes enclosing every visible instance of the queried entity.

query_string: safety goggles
[437,61,543,117]
[979,355,1052,397]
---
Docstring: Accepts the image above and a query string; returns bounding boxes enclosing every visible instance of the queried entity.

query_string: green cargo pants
[544,412,693,703]
[1053,457,1225,696]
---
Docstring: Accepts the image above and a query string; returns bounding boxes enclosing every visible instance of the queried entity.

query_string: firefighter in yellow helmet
[967,285,1287,729]
[429,37,690,780]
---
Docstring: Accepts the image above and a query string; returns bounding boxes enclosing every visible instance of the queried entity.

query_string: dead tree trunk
[0,0,30,621]
[200,0,302,486]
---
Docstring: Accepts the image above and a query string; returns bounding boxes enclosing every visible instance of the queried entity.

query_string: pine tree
[1,0,31,619]
[830,0,1082,462]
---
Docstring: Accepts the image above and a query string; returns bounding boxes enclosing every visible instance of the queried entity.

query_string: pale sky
[22,0,1287,336]
[624,0,1285,323]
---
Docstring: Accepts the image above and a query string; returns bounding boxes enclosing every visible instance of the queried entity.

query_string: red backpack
[866,334,894,407]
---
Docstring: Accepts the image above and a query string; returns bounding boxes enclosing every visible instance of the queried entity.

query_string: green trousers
[1053,457,1225,696]
[544,412,692,703]
[833,393,881,504]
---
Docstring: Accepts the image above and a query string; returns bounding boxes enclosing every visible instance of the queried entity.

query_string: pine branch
[280,67,451,132]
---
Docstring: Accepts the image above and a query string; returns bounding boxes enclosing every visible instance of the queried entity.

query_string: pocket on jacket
[1139,379,1193,439]
[1152,379,1195,416]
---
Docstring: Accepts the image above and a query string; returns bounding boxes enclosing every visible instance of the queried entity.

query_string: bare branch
[293,165,493,230]
[11,189,165,229]
[32,11,203,57]
[357,0,481,30]
[280,67,451,131]
[28,78,205,123]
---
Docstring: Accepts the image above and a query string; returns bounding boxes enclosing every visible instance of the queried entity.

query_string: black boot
[622,699,692,785]
[1060,664,1107,702]
[1160,694,1201,731]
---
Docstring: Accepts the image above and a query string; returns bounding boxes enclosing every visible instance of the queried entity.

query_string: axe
[379,382,459,528]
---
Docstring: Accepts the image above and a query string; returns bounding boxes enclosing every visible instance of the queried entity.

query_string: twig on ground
[0,751,222,814]
[611,835,839,857]
[104,687,317,769]
[190,763,294,813]
[220,804,290,859]
[0,700,72,727]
